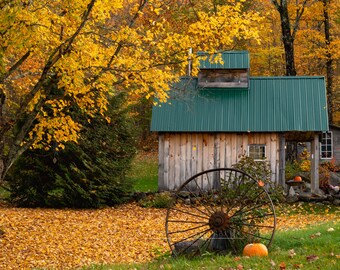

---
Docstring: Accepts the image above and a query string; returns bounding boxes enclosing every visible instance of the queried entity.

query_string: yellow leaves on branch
[29,114,82,150]
[1,0,262,148]
[188,4,263,50]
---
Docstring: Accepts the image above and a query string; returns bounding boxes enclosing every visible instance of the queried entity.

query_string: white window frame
[247,144,266,161]
[320,131,333,159]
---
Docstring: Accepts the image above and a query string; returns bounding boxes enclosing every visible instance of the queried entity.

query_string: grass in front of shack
[82,220,340,270]
[128,151,158,192]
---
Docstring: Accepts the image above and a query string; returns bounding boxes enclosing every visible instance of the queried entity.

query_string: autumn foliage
[0,0,263,182]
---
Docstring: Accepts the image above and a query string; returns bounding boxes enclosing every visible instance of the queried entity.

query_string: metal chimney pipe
[188,48,192,76]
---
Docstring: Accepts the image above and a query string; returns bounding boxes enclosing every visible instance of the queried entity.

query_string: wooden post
[158,133,165,191]
[311,133,320,194]
[279,133,286,188]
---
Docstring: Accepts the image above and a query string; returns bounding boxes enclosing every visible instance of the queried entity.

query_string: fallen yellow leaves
[0,203,338,269]
[0,204,168,269]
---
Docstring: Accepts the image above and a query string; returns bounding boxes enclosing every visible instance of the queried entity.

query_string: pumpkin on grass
[242,243,268,257]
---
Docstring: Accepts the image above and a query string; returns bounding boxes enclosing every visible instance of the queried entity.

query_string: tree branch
[14,0,97,121]
[89,0,148,84]
[292,0,308,39]
[271,0,282,12]
[0,51,31,83]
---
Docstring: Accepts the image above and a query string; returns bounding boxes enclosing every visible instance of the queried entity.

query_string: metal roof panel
[198,51,250,69]
[151,76,329,132]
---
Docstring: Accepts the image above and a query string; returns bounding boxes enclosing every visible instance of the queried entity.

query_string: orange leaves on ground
[274,204,340,231]
[0,204,167,269]
[279,262,286,270]
[0,203,339,269]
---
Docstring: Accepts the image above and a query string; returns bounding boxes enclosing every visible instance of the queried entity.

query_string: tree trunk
[323,0,334,124]
[280,7,297,76]
[272,0,308,76]
[0,158,6,184]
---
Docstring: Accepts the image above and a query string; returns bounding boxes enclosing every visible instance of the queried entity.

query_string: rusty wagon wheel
[165,168,276,257]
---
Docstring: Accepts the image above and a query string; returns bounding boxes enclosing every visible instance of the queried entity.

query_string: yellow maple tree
[0,0,262,182]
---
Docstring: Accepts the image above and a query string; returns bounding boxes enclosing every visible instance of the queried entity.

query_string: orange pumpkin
[294,175,302,182]
[242,243,268,257]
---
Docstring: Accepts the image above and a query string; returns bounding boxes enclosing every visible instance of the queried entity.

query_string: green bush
[232,155,271,182]
[285,160,301,181]
[138,192,173,208]
[6,94,136,208]
[232,155,285,203]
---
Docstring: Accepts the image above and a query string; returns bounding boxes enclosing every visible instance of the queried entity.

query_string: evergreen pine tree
[6,93,136,208]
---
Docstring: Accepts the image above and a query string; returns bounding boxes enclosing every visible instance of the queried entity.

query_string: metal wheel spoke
[237,212,275,223]
[171,228,212,255]
[206,172,222,213]
[182,179,216,214]
[167,220,208,224]
[197,233,214,251]
[227,180,258,212]
[235,222,275,229]
[230,189,269,218]
[166,168,276,257]
[236,228,272,242]
[170,227,211,245]
[220,170,237,212]
[218,230,240,254]
[168,223,209,235]
[174,189,214,216]
[169,206,210,220]
[232,204,274,221]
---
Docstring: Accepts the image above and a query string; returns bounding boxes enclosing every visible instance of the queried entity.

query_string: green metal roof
[198,51,250,69]
[151,76,329,132]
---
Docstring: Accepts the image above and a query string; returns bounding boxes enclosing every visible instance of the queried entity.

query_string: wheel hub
[209,211,230,232]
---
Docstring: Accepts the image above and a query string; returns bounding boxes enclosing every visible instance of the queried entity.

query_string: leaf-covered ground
[0,203,339,269]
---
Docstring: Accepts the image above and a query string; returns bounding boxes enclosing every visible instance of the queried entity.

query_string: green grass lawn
[128,151,158,192]
[82,221,340,270]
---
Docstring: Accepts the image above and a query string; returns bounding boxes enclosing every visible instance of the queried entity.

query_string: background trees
[270,0,309,76]
[0,0,263,183]
[0,0,339,208]
[250,0,339,124]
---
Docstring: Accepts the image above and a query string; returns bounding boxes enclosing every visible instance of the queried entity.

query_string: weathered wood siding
[330,126,340,163]
[158,132,280,191]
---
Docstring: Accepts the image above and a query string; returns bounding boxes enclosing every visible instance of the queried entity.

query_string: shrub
[6,94,137,208]
[232,155,271,183]
[285,161,301,181]
[232,156,285,204]
[138,192,173,208]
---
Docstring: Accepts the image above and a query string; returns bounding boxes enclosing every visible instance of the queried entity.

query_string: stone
[174,239,207,255]
[298,193,326,202]
[304,183,311,192]
[326,195,334,202]
[332,199,340,206]
[177,191,191,199]
[322,200,332,205]
[288,187,296,196]
[312,189,325,196]
[286,195,299,203]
